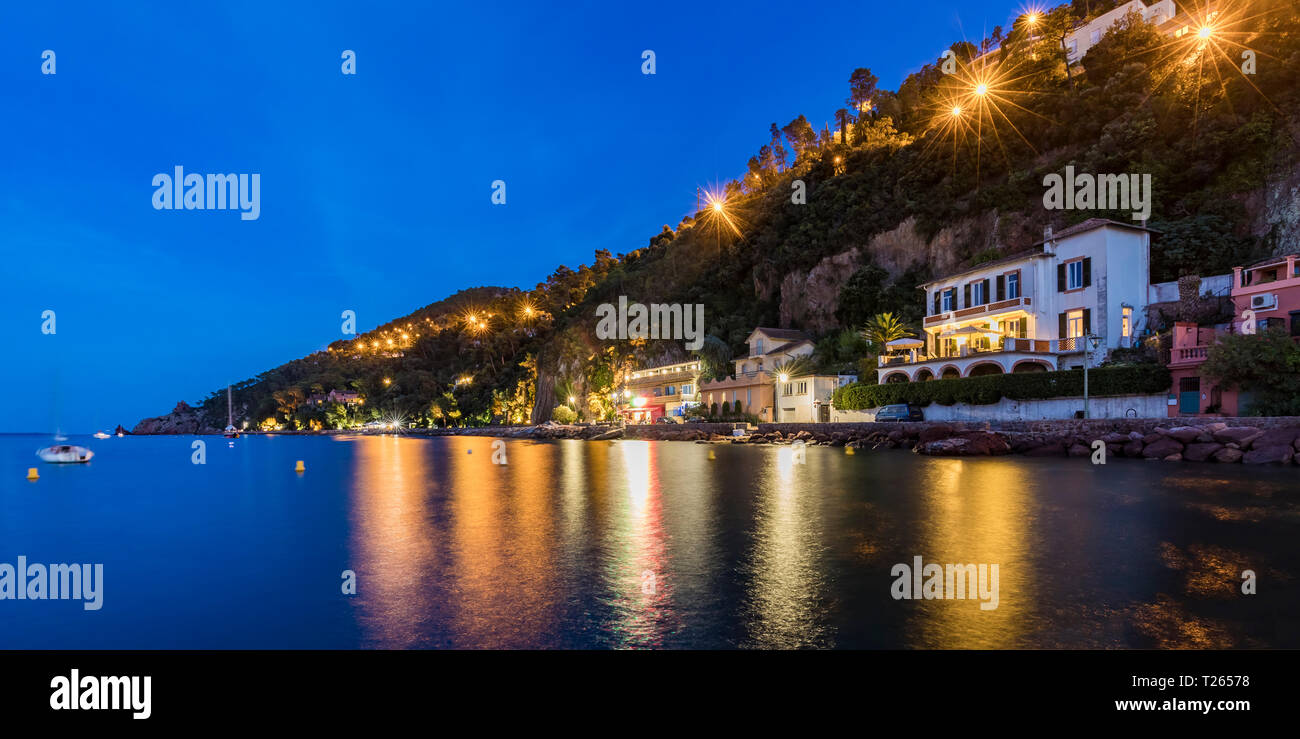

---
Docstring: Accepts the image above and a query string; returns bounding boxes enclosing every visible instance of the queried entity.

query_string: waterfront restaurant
[619,359,700,424]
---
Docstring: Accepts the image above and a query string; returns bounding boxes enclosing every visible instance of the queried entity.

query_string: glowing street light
[1197,25,1214,39]
[779,373,789,383]
[951,106,963,117]
[383,377,391,385]
[974,83,988,96]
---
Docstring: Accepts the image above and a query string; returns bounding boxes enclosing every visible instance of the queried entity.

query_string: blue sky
[1,0,1021,432]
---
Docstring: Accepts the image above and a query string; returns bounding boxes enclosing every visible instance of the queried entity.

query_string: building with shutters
[876,219,1155,383]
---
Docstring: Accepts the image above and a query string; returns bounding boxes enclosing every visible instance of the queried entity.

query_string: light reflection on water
[6,432,1291,649]
[339,436,1300,649]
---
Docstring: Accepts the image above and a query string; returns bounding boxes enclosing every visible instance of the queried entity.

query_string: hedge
[831,365,1171,410]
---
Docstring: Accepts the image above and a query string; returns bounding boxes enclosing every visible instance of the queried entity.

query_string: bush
[551,405,578,424]
[733,399,742,415]
[831,365,1171,409]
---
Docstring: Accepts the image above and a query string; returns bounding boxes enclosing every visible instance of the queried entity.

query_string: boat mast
[227,386,233,427]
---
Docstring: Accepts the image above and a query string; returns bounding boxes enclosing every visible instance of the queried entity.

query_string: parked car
[874,404,924,422]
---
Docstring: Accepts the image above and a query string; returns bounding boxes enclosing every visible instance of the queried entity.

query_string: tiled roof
[763,339,813,356]
[752,327,810,341]
[1032,218,1160,245]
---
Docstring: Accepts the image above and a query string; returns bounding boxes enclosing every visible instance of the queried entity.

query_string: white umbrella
[940,325,1000,337]
[886,337,925,348]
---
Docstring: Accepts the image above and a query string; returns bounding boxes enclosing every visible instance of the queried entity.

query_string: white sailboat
[93,431,111,439]
[224,386,240,438]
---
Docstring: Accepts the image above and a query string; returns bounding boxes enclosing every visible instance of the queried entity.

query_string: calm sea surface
[1,433,1297,649]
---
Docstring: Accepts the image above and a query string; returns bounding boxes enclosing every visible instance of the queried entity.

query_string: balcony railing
[923,296,1032,327]
[878,337,1074,366]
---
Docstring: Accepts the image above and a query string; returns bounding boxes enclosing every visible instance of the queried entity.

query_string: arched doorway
[940,366,961,380]
[967,362,1005,377]
[1012,360,1051,374]
[915,368,935,382]
[883,372,910,384]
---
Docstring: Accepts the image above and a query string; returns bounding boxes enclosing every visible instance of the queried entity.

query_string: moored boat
[93,431,111,439]
[37,445,94,463]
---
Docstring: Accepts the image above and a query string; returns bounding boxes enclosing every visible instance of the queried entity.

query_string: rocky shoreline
[170,417,1300,466]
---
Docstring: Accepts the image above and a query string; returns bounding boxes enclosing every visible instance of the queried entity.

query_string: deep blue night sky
[2,0,1022,432]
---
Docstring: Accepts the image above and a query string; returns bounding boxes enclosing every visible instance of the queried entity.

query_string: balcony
[923,296,1032,327]
[878,336,1069,367]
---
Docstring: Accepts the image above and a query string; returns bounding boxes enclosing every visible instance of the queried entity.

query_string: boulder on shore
[1242,445,1294,465]
[1213,447,1245,463]
[1182,442,1223,462]
[1141,437,1184,459]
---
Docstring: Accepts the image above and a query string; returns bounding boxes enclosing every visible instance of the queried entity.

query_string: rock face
[132,402,221,435]
[1249,427,1300,450]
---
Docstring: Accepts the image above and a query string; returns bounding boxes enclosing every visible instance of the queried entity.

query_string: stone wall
[830,394,1168,423]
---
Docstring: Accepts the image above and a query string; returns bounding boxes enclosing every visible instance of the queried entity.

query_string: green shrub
[551,405,577,424]
[831,365,1171,410]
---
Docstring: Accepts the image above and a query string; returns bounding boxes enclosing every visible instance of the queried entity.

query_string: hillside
[136,0,1300,432]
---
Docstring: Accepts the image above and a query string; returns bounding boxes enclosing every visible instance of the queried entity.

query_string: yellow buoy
[708,450,716,460]
[845,446,855,455]
[294,460,305,473]
[26,467,39,480]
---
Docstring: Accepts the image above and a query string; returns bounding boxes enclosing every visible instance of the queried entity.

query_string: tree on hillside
[1041,5,1081,91]
[768,123,788,171]
[1080,10,1162,83]
[847,67,879,115]
[781,115,818,161]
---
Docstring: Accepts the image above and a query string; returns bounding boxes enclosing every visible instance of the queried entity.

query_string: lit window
[941,289,955,312]
[1122,306,1132,338]
[972,281,986,306]
[1067,309,1085,338]
[1067,261,1084,290]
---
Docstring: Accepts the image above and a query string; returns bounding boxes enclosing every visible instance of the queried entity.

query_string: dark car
[875,403,924,422]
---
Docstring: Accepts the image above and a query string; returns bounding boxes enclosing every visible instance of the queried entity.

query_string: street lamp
[1083,334,1103,419]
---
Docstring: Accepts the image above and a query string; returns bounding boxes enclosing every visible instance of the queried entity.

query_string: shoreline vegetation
[132,417,1300,466]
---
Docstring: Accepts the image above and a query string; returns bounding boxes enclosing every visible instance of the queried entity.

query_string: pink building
[1166,253,1300,417]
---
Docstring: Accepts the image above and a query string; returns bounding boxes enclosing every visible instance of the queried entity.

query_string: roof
[918,248,1047,289]
[763,339,814,356]
[921,219,1161,289]
[751,327,810,341]
[1032,218,1160,246]
[1242,253,1299,269]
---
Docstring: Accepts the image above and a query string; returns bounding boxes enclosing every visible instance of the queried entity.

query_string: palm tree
[768,356,814,423]
[859,312,912,353]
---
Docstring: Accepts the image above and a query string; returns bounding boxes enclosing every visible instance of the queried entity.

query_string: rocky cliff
[132,401,222,435]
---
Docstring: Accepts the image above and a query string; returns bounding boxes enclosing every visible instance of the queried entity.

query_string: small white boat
[37,445,94,464]
[93,431,111,439]
[223,386,241,438]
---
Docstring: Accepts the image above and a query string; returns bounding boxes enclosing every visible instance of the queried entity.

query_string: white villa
[878,219,1154,384]
[1065,0,1177,64]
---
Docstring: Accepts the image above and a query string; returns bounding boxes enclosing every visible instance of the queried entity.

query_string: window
[1066,309,1085,338]
[783,383,793,396]
[1067,261,1084,290]
[971,280,987,306]
[681,384,693,395]
[1122,307,1132,340]
[746,389,751,406]
[796,381,808,395]
[1006,272,1020,299]
[941,289,955,312]
[754,339,764,355]
[1291,312,1300,337]
[1090,29,1100,44]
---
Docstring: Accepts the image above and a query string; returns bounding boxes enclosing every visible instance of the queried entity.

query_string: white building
[879,219,1154,384]
[1065,0,1177,64]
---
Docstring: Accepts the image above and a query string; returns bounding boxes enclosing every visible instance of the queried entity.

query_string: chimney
[1042,224,1055,254]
